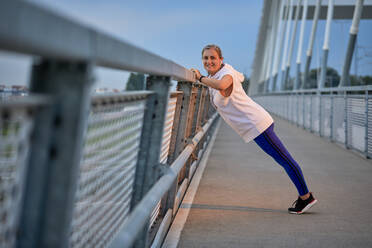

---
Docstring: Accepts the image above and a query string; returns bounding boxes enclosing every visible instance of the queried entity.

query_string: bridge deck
[167,116,372,248]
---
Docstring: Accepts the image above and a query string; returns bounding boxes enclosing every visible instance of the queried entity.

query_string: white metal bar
[350,0,365,35]
[339,0,365,86]
[287,0,302,68]
[318,0,334,90]
[280,0,294,87]
[323,0,335,50]
[280,0,294,90]
[303,0,322,89]
[296,0,309,64]
[272,0,290,91]
[284,0,302,90]
[264,0,281,92]
[271,0,287,78]
[281,0,294,72]
[306,0,322,58]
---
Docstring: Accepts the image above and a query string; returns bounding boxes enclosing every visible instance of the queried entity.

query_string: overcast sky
[0,0,371,90]
[0,0,262,90]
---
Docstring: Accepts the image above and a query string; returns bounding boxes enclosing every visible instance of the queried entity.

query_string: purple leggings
[254,123,309,196]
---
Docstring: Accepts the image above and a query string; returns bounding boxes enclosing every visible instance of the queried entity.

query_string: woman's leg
[254,123,309,196]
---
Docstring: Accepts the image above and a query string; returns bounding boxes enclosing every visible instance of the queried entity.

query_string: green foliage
[285,77,294,90]
[307,67,340,88]
[361,76,372,85]
[125,73,145,91]
[242,74,250,93]
[349,75,372,86]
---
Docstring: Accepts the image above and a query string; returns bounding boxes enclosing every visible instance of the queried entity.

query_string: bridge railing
[253,86,372,158]
[0,97,47,247]
[0,0,219,247]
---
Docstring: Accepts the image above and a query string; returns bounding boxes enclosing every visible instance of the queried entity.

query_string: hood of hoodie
[224,63,245,83]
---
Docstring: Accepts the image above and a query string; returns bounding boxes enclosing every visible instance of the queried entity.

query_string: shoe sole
[289,199,318,215]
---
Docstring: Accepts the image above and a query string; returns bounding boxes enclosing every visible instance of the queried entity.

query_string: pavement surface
[174,116,372,248]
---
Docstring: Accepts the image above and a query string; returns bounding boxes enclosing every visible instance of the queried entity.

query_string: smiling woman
[190,44,318,215]
[199,45,233,97]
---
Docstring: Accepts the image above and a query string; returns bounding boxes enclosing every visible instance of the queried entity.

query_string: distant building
[94,88,109,94]
[94,88,122,94]
[0,84,29,100]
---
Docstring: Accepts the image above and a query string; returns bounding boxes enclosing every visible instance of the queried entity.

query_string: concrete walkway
[170,116,372,248]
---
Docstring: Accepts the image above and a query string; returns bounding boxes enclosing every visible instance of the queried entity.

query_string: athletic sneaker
[288,193,318,214]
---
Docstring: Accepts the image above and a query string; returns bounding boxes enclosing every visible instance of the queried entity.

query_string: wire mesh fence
[70,97,147,248]
[65,85,216,248]
[0,102,38,248]
[149,94,178,232]
[333,95,346,144]
[0,85,217,248]
[347,96,366,152]
[0,2,220,247]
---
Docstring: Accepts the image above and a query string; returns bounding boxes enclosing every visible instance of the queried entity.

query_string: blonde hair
[202,44,223,59]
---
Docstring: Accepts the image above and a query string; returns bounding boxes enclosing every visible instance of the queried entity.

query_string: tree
[361,76,372,85]
[242,74,250,93]
[324,67,340,87]
[307,67,340,88]
[307,68,319,88]
[285,77,294,90]
[347,75,372,86]
[349,75,361,86]
[125,72,145,91]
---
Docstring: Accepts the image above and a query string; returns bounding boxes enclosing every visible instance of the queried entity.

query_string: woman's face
[202,48,223,76]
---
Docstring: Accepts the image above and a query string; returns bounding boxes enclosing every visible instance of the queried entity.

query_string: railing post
[17,59,93,248]
[191,85,203,136]
[131,75,170,247]
[196,87,207,132]
[159,92,183,219]
[165,81,193,216]
[303,92,306,129]
[330,91,334,141]
[345,91,349,149]
[365,90,369,158]
[183,86,198,180]
[167,92,183,166]
[202,90,211,125]
[194,87,208,161]
[319,93,322,136]
[297,93,300,126]
[310,94,313,132]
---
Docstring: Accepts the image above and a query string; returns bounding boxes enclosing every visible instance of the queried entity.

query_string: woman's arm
[190,68,232,90]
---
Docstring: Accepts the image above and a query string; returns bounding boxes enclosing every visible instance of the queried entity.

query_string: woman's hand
[190,68,201,82]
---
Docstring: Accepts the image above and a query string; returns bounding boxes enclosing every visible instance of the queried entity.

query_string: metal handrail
[0,0,195,82]
[110,113,218,248]
[252,85,372,96]
[0,1,218,247]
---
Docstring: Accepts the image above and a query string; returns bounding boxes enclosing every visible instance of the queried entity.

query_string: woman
[190,44,317,214]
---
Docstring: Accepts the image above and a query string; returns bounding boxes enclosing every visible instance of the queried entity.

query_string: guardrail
[0,1,219,247]
[253,86,372,158]
[0,97,48,248]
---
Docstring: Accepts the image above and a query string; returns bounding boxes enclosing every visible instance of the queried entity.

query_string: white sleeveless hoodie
[208,63,273,142]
